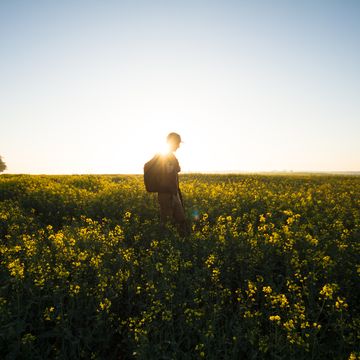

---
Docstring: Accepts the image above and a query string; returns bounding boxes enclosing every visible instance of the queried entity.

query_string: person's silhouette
[157,132,190,236]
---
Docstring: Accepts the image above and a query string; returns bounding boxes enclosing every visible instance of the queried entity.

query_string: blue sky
[1,0,359,173]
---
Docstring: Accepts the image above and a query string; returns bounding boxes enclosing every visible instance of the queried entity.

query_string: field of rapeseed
[0,174,359,359]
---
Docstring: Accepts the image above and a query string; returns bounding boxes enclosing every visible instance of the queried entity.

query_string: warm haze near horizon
[1,1,359,174]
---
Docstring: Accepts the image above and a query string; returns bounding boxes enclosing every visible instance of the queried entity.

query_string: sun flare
[116,120,194,174]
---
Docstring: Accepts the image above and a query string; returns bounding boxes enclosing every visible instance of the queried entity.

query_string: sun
[108,115,196,174]
[114,132,169,174]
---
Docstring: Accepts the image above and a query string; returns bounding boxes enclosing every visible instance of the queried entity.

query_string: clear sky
[1,0,359,174]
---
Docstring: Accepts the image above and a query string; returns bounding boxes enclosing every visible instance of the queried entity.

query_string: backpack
[144,154,167,192]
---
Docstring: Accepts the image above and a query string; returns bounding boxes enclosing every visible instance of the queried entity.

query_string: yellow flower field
[0,174,359,359]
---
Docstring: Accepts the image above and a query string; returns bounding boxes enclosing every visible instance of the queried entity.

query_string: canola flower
[0,173,359,359]
[7,258,25,279]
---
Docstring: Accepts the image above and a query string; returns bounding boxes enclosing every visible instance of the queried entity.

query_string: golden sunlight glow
[107,114,199,174]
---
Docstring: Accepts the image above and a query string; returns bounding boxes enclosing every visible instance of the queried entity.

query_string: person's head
[167,132,182,152]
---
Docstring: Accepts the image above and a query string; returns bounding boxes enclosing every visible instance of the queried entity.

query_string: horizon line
[1,170,359,176]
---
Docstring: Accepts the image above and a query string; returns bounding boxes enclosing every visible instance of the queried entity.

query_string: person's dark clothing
[160,153,180,194]
[157,153,190,236]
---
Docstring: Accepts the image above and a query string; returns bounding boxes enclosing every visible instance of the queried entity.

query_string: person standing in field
[156,132,190,236]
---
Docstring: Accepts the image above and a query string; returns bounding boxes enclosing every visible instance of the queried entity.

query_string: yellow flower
[99,298,112,312]
[150,240,159,248]
[262,286,272,294]
[44,306,55,321]
[349,352,360,360]
[283,319,295,331]
[69,284,81,295]
[270,293,289,308]
[269,315,281,322]
[8,258,25,279]
[319,283,337,300]
[205,254,216,268]
[212,267,220,282]
[335,296,349,310]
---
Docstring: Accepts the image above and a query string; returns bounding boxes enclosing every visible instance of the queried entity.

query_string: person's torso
[161,153,180,193]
